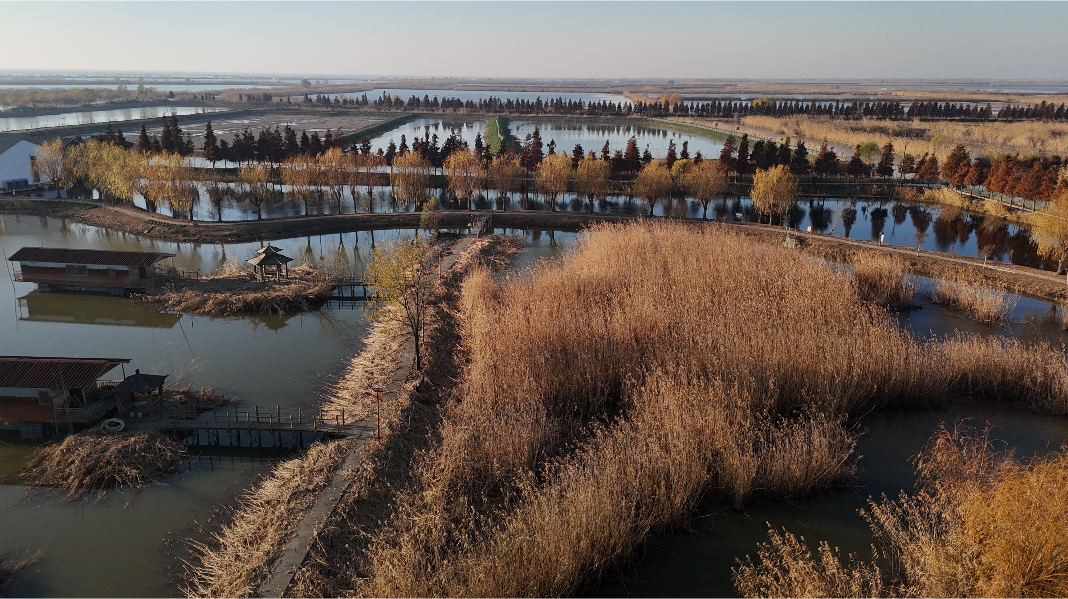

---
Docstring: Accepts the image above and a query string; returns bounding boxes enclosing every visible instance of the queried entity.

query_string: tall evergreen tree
[624,136,641,172]
[665,139,678,169]
[137,125,152,153]
[719,135,737,173]
[203,121,218,166]
[736,134,750,176]
[876,141,895,178]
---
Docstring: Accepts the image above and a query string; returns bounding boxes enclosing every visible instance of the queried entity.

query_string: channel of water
[0,106,228,133]
[3,207,1066,596]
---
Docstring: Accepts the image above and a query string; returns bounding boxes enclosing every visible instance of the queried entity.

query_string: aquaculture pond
[0,106,228,133]
[357,116,726,162]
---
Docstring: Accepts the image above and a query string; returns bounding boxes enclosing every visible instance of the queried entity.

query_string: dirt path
[4,195,1065,302]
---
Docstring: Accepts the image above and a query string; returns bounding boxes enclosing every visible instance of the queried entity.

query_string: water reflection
[0,106,228,133]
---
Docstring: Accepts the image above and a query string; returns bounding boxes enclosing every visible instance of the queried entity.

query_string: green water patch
[486,116,512,155]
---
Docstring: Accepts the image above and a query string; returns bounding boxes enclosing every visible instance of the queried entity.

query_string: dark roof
[248,251,293,266]
[256,245,284,254]
[0,133,29,156]
[112,371,168,393]
[0,356,130,389]
[8,247,176,268]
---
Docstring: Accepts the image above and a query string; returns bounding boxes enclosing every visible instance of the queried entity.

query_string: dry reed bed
[183,440,352,598]
[342,221,1068,597]
[148,264,337,316]
[930,268,1019,325]
[735,423,1068,597]
[850,251,917,309]
[22,430,186,501]
[320,317,408,422]
[187,235,525,598]
[739,114,1068,158]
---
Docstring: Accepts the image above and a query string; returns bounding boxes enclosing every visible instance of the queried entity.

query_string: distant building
[0,356,130,429]
[0,133,47,192]
[8,247,176,295]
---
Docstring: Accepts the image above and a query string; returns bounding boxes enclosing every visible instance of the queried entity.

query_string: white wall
[0,139,48,186]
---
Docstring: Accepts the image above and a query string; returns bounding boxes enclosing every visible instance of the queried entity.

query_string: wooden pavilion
[111,369,168,417]
[247,245,292,281]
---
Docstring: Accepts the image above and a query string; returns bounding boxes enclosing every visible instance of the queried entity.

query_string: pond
[0,106,228,133]
[0,215,578,597]
[358,116,724,162]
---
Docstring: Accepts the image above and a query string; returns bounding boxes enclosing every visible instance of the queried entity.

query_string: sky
[2,2,1067,80]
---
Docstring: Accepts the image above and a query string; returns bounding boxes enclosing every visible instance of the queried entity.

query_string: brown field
[738,114,1068,159]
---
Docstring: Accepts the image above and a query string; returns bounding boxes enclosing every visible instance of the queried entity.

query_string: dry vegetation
[321,317,408,421]
[148,264,337,316]
[931,268,1019,325]
[274,221,1068,597]
[0,551,41,593]
[22,430,186,501]
[739,114,1068,159]
[734,423,1068,598]
[851,251,917,309]
[187,235,524,598]
[183,440,352,598]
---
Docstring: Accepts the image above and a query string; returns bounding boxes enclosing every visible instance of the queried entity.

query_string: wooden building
[0,356,130,429]
[111,369,168,417]
[247,245,292,280]
[8,247,175,295]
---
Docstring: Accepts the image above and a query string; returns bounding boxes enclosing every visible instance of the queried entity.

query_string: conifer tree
[876,141,895,178]
[137,125,152,153]
[203,121,218,166]
[736,134,750,175]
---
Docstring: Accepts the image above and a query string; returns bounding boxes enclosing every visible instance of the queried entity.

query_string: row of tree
[274,90,1068,123]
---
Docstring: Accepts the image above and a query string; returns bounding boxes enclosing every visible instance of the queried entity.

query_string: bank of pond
[1,216,1067,596]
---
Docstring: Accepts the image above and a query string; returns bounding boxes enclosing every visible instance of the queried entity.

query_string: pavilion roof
[112,371,168,393]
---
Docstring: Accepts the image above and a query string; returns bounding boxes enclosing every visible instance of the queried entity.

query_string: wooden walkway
[155,405,369,438]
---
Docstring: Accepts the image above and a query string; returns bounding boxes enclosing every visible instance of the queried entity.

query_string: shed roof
[112,371,168,393]
[0,356,130,389]
[8,247,176,268]
[0,134,29,156]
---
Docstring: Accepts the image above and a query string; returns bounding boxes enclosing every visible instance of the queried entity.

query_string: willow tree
[536,153,572,211]
[574,153,609,213]
[35,139,66,194]
[281,155,315,215]
[391,152,432,212]
[487,155,522,210]
[751,164,799,227]
[365,237,434,370]
[356,153,386,213]
[445,149,483,210]
[633,162,672,216]
[239,163,271,219]
[686,160,727,219]
[69,140,137,204]
[321,147,348,213]
[1030,192,1068,275]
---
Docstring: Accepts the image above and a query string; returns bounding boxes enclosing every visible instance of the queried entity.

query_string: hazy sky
[2,2,1067,80]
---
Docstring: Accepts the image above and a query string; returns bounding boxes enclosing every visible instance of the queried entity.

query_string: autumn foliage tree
[685,160,728,219]
[751,164,799,226]
[574,153,610,213]
[633,162,672,216]
[536,153,572,211]
[445,149,484,210]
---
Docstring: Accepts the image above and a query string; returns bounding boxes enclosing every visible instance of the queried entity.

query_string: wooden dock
[151,405,371,444]
[331,278,370,300]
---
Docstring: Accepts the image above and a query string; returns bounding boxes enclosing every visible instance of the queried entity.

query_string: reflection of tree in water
[783,203,806,228]
[910,205,931,247]
[892,203,909,227]
[301,237,317,267]
[841,206,858,237]
[808,205,833,232]
[332,234,351,275]
[870,206,888,241]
